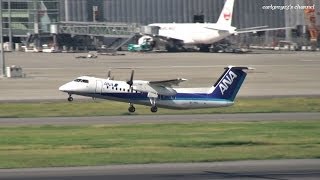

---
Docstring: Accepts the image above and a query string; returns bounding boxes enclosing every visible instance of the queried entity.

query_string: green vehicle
[128,42,153,52]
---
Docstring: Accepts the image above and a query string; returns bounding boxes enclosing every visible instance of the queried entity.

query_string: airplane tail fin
[216,0,235,27]
[208,66,251,101]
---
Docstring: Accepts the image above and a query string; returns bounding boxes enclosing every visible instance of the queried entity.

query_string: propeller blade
[107,70,111,79]
[127,70,135,86]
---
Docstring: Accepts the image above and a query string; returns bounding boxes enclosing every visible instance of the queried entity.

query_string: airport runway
[1,159,320,180]
[0,112,319,126]
[1,51,320,101]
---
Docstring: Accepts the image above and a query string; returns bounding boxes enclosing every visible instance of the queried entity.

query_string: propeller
[126,70,135,87]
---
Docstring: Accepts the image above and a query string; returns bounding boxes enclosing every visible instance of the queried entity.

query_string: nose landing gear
[67,94,73,102]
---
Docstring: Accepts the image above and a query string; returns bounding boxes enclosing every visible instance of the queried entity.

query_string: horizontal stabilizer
[204,27,230,33]
[236,27,294,34]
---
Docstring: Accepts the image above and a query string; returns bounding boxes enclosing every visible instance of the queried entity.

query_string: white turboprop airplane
[59,66,251,113]
[142,0,290,51]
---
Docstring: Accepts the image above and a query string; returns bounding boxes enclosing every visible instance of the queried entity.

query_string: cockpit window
[73,79,89,83]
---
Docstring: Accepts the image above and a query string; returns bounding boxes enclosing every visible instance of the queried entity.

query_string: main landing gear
[128,103,136,113]
[127,103,158,113]
[151,106,158,113]
[149,97,158,113]
[67,94,73,102]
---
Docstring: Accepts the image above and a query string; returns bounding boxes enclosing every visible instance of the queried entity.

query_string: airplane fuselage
[149,23,236,45]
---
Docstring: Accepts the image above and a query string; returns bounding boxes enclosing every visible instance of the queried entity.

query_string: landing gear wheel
[67,96,73,102]
[151,106,158,113]
[128,106,136,113]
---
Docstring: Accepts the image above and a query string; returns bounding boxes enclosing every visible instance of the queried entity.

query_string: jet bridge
[47,22,141,51]
[57,21,140,38]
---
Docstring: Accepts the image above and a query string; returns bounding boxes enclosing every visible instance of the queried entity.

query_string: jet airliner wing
[236,27,294,34]
[148,78,187,87]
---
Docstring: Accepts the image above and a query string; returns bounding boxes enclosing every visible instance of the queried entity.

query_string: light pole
[65,0,69,22]
[8,0,12,51]
[0,0,5,77]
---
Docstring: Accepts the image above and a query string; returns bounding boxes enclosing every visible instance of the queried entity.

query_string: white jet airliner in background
[141,0,291,51]
[59,66,252,113]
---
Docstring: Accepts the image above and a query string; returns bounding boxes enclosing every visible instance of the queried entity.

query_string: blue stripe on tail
[209,66,248,101]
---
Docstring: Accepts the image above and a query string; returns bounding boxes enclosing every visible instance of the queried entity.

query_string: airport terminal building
[1,0,319,49]
[61,0,311,28]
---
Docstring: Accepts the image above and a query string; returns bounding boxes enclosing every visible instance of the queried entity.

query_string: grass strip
[0,97,320,118]
[0,120,319,168]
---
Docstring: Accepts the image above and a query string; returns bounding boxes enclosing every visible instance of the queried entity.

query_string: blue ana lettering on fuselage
[104,82,118,87]
[219,71,237,95]
[104,82,113,86]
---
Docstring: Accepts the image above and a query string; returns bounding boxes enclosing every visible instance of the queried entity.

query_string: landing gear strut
[149,96,158,113]
[128,103,136,113]
[67,94,73,102]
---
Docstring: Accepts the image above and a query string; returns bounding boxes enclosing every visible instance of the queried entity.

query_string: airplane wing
[148,78,187,87]
[236,27,294,34]
[132,78,187,96]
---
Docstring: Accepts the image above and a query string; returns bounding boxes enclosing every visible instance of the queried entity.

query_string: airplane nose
[59,84,69,92]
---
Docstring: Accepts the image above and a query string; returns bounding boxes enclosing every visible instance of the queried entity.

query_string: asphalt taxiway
[0,112,319,126]
[1,51,320,101]
[1,159,320,180]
